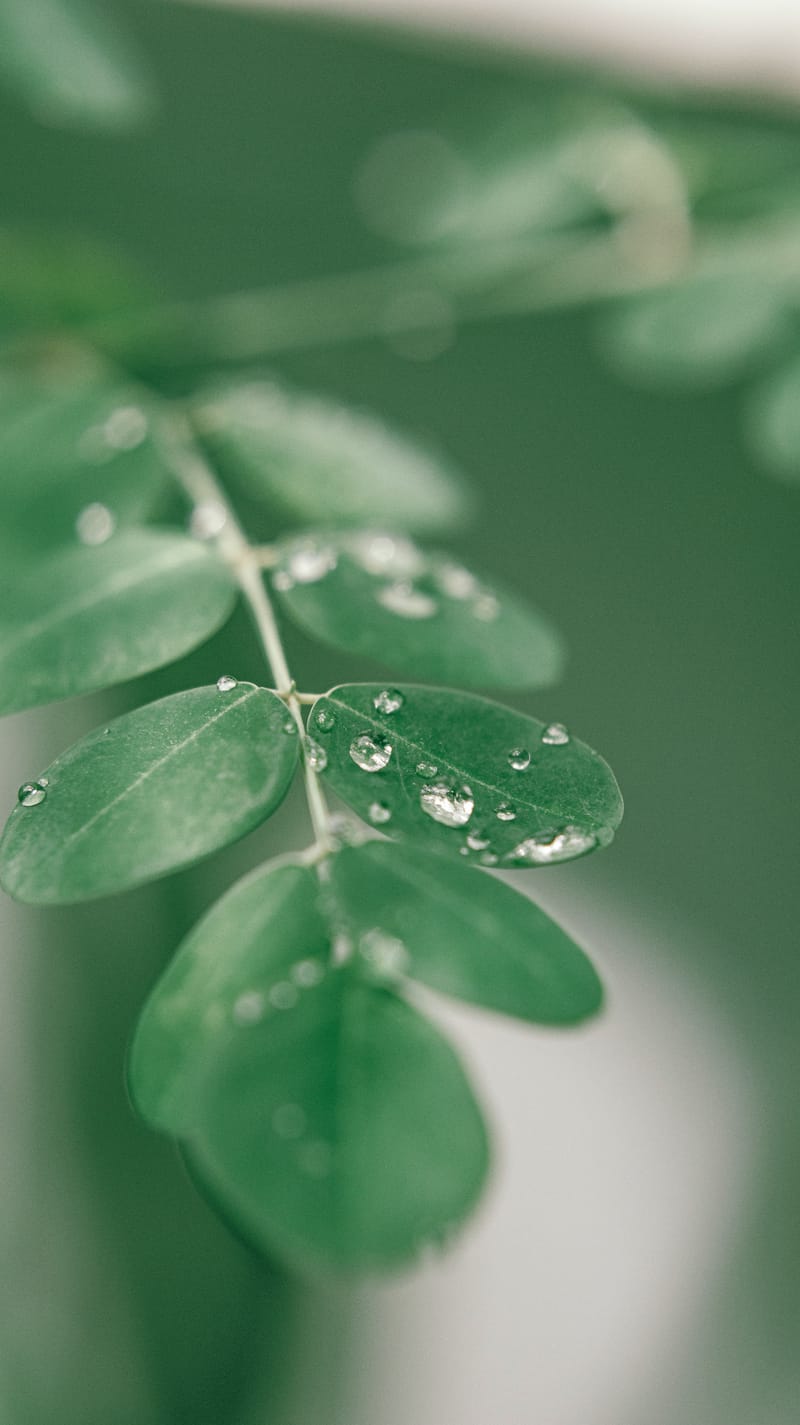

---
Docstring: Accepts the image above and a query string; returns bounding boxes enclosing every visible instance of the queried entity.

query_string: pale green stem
[162,414,334,852]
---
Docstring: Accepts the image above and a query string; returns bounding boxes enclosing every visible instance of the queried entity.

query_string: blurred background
[0,1,799,1421]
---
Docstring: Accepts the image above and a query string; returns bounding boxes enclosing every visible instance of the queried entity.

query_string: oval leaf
[272,531,564,691]
[745,356,800,484]
[191,377,472,534]
[329,840,603,1024]
[308,683,622,867]
[0,529,237,714]
[0,0,154,131]
[601,275,790,389]
[0,354,172,561]
[186,964,489,1271]
[130,858,328,1134]
[0,684,298,903]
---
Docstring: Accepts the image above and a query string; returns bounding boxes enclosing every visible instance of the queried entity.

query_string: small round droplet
[38,777,49,788]
[369,801,392,824]
[282,717,298,736]
[272,570,294,592]
[272,1103,307,1139]
[472,593,500,622]
[75,502,115,546]
[349,734,392,772]
[286,540,337,585]
[420,782,474,828]
[434,561,478,600]
[190,500,227,540]
[542,722,570,746]
[104,404,148,450]
[353,532,424,578]
[507,747,531,771]
[507,826,597,865]
[18,782,46,808]
[216,674,238,692]
[269,981,298,1010]
[415,760,438,779]
[233,990,265,1025]
[298,1140,332,1177]
[466,829,490,851]
[373,688,404,715]
[304,738,328,773]
[495,802,517,822]
[480,850,499,866]
[291,958,325,988]
[377,581,438,620]
[314,706,336,733]
[359,928,409,978]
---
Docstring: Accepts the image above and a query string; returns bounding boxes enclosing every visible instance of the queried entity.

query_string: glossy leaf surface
[0,0,154,130]
[188,963,489,1271]
[0,684,298,903]
[192,377,472,533]
[0,356,172,559]
[272,531,564,690]
[0,530,236,715]
[130,859,328,1134]
[329,840,603,1023]
[309,683,622,867]
[602,275,789,388]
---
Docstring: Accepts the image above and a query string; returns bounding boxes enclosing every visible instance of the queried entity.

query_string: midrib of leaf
[27,687,261,875]
[326,694,606,828]
[0,540,215,658]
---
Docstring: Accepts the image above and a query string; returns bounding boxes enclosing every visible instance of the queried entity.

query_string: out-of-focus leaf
[0,352,174,559]
[0,684,298,903]
[272,531,564,691]
[601,275,791,388]
[129,859,328,1134]
[328,840,603,1023]
[745,356,800,484]
[0,530,237,715]
[191,377,473,534]
[0,227,151,339]
[308,683,623,867]
[0,0,155,131]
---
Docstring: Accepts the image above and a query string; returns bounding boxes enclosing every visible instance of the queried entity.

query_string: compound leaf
[191,377,473,534]
[272,532,564,691]
[602,274,790,388]
[0,0,154,131]
[328,839,603,1024]
[0,530,237,715]
[186,963,489,1272]
[0,683,298,903]
[129,858,328,1134]
[308,683,622,867]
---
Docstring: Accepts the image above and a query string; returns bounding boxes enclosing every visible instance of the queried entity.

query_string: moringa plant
[0,343,622,1272]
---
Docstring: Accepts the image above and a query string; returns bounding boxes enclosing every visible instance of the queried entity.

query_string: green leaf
[0,684,298,904]
[0,529,237,715]
[0,0,155,131]
[745,356,800,484]
[601,275,790,388]
[129,859,329,1134]
[271,532,564,691]
[0,354,173,560]
[308,683,622,867]
[328,840,603,1024]
[189,963,488,1272]
[0,227,150,340]
[191,377,473,534]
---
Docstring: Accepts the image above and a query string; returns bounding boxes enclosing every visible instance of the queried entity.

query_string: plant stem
[163,413,334,852]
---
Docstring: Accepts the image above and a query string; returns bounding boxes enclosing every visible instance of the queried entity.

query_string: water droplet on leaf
[304,738,328,772]
[269,981,299,1010]
[349,734,392,772]
[314,706,336,733]
[472,593,500,621]
[233,990,265,1025]
[495,802,516,821]
[507,826,597,864]
[415,760,438,779]
[353,532,424,578]
[75,502,115,546]
[216,674,238,692]
[420,782,474,828]
[369,801,392,824]
[291,959,325,988]
[373,688,404,714]
[18,782,46,808]
[434,561,479,600]
[377,581,438,620]
[466,829,490,851]
[507,747,531,771]
[286,540,337,584]
[190,500,227,540]
[542,722,570,746]
[359,928,409,978]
